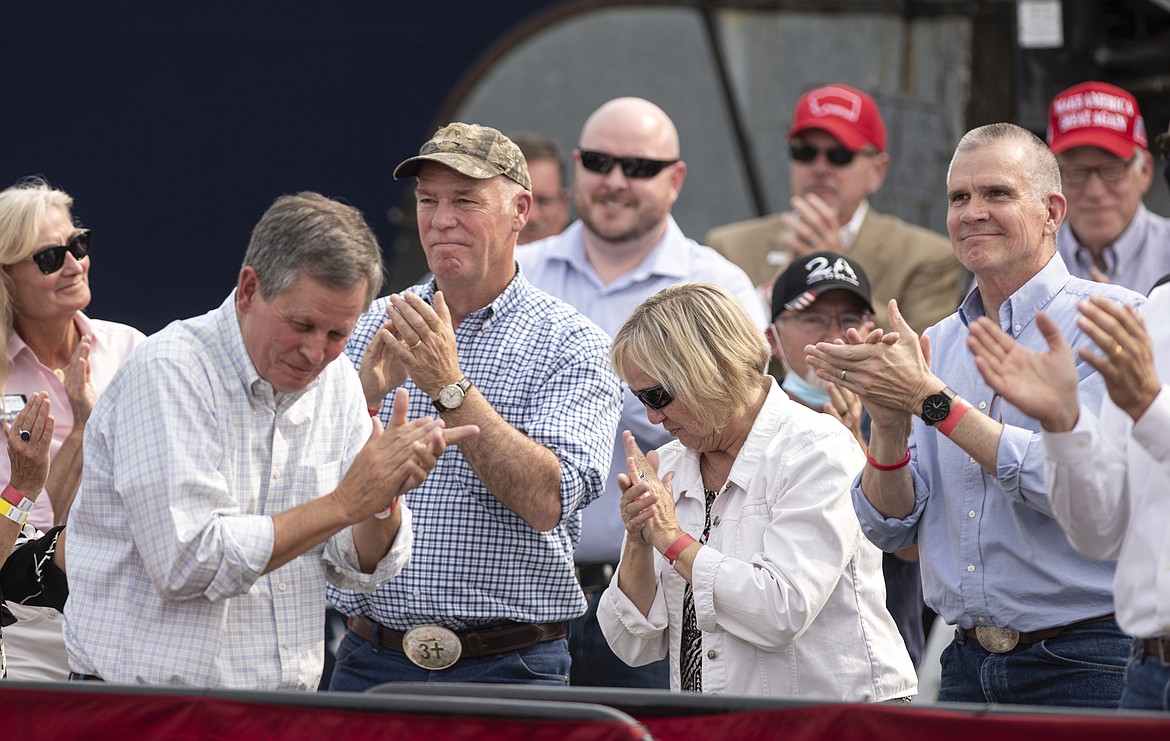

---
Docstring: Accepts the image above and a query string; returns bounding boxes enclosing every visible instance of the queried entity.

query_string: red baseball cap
[787,84,887,153]
[1047,81,1148,159]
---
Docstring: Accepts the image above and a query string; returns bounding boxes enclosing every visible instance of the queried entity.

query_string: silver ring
[19,429,30,442]
[411,339,423,349]
[637,470,647,482]
[840,369,847,381]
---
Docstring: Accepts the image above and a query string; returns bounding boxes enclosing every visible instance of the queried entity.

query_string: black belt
[347,615,566,658]
[575,562,616,591]
[68,672,105,682]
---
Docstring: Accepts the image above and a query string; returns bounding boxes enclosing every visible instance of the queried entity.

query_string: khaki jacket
[706,208,966,331]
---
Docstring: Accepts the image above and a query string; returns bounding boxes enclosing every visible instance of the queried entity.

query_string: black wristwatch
[432,377,472,412]
[921,386,958,426]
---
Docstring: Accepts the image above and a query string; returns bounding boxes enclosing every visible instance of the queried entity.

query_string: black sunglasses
[632,383,674,410]
[578,149,679,179]
[788,143,860,167]
[32,229,90,274]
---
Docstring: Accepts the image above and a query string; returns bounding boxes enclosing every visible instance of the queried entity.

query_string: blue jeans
[328,627,571,691]
[568,589,669,688]
[1120,644,1170,711]
[938,619,1131,707]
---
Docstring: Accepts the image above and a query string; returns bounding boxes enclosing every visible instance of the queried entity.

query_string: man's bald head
[572,97,686,248]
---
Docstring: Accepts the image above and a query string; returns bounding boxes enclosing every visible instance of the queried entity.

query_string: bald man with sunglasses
[707,83,963,332]
[518,96,765,689]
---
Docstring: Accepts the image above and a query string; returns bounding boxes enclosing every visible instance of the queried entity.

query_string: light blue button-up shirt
[518,217,768,564]
[852,255,1145,632]
[1057,203,1170,296]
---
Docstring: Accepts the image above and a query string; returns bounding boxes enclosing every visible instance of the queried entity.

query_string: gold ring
[411,339,423,349]
[840,369,847,381]
[1112,344,1123,358]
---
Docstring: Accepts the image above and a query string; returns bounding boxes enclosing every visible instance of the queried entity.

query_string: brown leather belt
[347,615,567,658]
[1138,637,1170,665]
[962,613,1115,653]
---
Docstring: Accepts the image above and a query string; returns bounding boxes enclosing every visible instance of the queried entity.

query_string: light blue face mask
[781,372,831,410]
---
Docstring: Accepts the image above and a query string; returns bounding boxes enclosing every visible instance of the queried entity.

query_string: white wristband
[0,497,30,526]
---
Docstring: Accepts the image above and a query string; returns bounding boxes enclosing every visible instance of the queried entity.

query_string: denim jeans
[568,589,670,688]
[1119,644,1170,711]
[938,618,1131,707]
[328,626,571,691]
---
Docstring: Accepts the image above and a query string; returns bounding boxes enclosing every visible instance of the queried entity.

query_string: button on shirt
[330,271,621,630]
[1044,281,1170,640]
[63,293,410,689]
[517,217,768,564]
[599,381,917,700]
[1,313,145,530]
[853,256,1145,632]
[1057,204,1170,296]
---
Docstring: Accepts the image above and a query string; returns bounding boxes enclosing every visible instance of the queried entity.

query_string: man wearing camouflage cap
[328,123,622,689]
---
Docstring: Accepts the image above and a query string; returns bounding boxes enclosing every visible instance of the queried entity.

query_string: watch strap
[432,377,471,412]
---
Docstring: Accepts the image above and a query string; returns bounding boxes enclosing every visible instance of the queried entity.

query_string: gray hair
[948,123,1063,204]
[243,192,383,305]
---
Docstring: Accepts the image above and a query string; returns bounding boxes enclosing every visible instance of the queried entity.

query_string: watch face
[922,394,951,424]
[439,384,464,410]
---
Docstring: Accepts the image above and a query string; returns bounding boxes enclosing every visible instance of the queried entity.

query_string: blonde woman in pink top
[0,177,145,679]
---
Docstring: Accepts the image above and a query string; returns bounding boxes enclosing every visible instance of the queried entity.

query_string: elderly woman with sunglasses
[0,177,144,679]
[596,282,916,700]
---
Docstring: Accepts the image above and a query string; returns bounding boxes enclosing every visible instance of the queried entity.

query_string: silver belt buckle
[975,626,1020,653]
[402,625,462,670]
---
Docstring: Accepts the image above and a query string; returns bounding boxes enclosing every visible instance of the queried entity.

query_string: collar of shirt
[7,311,95,364]
[418,266,530,333]
[537,216,693,291]
[958,253,1071,338]
[215,290,313,413]
[840,200,869,251]
[1059,204,1170,293]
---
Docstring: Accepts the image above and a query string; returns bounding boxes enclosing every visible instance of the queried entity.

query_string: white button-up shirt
[64,293,411,689]
[1044,281,1170,640]
[598,381,917,700]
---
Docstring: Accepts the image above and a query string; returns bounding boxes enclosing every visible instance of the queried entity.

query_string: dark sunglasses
[632,383,674,410]
[32,229,90,274]
[788,143,862,167]
[578,149,679,179]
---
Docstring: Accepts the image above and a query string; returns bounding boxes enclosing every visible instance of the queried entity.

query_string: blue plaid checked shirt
[329,269,621,630]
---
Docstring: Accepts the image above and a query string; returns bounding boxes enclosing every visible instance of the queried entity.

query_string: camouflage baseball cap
[393,122,531,191]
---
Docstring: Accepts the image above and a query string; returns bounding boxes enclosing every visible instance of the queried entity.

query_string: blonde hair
[0,177,75,384]
[611,282,769,430]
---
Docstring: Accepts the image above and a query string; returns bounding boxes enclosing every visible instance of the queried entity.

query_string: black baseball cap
[771,251,874,321]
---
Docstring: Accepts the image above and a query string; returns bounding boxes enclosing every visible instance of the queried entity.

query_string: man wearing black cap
[769,252,925,668]
[329,123,622,689]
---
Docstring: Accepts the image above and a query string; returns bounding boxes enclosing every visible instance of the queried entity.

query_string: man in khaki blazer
[707,84,963,332]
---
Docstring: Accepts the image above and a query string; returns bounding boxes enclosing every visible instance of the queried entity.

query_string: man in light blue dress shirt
[518,97,766,688]
[807,123,1144,707]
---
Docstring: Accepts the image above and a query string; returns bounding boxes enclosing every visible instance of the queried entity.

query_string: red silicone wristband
[866,448,911,472]
[664,534,697,565]
[936,402,970,437]
[368,407,380,417]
